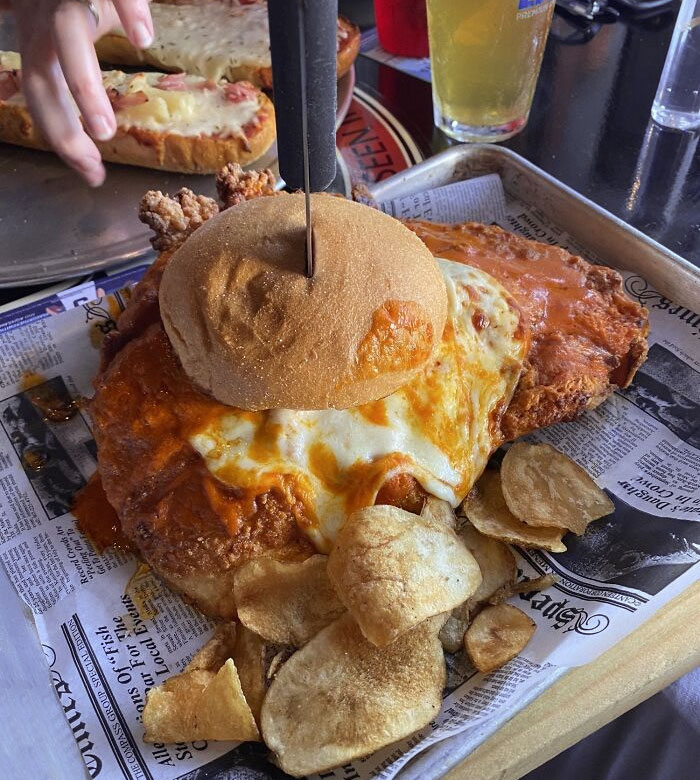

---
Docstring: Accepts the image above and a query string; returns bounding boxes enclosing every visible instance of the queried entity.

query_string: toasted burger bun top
[159,193,447,410]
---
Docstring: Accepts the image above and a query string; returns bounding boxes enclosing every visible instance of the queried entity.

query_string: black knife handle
[267,0,338,192]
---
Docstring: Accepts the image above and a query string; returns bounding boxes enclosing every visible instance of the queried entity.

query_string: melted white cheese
[190,260,528,551]
[0,52,261,138]
[112,3,271,80]
[102,71,260,136]
[107,3,346,81]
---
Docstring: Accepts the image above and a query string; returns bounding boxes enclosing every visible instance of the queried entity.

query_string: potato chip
[464,604,536,674]
[328,505,482,647]
[194,660,261,741]
[439,613,469,654]
[461,471,567,553]
[234,555,345,646]
[143,669,211,743]
[266,647,295,681]
[458,521,516,606]
[488,574,558,605]
[143,659,260,743]
[187,623,237,672]
[421,496,457,529]
[502,442,614,535]
[231,624,268,722]
[508,574,557,597]
[261,613,445,777]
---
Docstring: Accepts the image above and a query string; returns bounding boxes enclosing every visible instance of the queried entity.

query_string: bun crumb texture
[159,193,448,410]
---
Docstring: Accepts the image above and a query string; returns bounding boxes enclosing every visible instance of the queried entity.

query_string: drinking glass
[426,0,555,142]
[651,0,700,131]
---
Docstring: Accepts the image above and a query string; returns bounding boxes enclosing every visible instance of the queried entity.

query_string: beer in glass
[426,0,555,142]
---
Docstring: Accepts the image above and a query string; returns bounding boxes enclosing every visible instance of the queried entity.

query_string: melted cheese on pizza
[190,260,528,551]
[0,52,262,139]
[101,71,261,136]
[113,2,271,80]
[107,3,350,82]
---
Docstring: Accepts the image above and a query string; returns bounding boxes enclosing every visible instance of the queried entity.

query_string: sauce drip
[72,472,133,552]
[21,372,80,422]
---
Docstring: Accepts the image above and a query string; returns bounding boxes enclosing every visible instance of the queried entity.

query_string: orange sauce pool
[72,472,133,552]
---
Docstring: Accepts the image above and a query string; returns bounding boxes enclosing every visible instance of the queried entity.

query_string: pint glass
[426,0,555,142]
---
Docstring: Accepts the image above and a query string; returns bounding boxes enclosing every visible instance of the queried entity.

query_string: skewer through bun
[159,193,447,410]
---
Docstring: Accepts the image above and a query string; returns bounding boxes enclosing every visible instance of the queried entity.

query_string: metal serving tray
[0,10,355,288]
[366,144,700,780]
[368,144,700,313]
[2,145,699,780]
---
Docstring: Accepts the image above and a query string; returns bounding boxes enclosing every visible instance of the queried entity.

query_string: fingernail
[87,167,106,187]
[92,114,115,141]
[80,160,105,187]
[133,21,153,48]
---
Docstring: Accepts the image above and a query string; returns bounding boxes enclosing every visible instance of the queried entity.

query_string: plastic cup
[374,0,430,58]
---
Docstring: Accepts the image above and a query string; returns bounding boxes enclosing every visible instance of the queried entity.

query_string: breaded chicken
[408,221,649,440]
[82,189,648,620]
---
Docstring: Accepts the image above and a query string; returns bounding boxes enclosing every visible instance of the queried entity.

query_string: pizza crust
[0,95,276,173]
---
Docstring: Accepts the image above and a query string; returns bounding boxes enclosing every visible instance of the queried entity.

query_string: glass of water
[651,0,700,130]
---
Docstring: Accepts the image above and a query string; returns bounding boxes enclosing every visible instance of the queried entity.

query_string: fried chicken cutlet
[82,167,648,619]
[407,221,649,440]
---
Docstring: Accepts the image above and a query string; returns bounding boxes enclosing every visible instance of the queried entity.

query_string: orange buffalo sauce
[408,220,647,391]
[21,371,80,422]
[356,398,390,427]
[408,220,593,339]
[91,325,316,568]
[72,472,133,552]
[355,299,433,378]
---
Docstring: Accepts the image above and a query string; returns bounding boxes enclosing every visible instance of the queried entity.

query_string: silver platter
[0,11,355,286]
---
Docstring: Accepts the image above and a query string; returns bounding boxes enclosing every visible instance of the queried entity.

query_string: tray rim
[367,143,700,308]
[0,66,356,289]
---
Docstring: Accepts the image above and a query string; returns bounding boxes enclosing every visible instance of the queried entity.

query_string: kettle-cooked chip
[328,505,482,647]
[501,442,614,535]
[266,647,295,682]
[260,613,446,777]
[506,574,558,598]
[488,573,557,606]
[188,623,237,672]
[462,471,567,553]
[464,603,536,674]
[439,613,470,654]
[458,521,516,606]
[143,659,260,743]
[438,525,516,652]
[231,624,268,723]
[421,496,457,528]
[234,555,346,646]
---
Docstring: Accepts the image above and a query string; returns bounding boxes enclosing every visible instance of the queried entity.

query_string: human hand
[7,0,154,186]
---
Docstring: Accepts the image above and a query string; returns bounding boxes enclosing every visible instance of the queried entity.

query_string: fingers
[12,0,154,186]
[22,58,106,186]
[53,0,116,141]
[113,0,154,49]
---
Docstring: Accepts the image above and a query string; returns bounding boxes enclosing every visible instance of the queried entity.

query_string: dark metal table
[342,0,698,263]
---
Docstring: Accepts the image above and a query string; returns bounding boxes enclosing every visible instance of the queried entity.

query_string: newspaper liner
[0,176,698,780]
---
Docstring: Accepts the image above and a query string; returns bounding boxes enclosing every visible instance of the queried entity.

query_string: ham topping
[224,81,257,103]
[107,87,149,110]
[0,69,20,101]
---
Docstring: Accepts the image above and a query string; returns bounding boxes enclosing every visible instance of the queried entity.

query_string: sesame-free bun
[159,193,447,410]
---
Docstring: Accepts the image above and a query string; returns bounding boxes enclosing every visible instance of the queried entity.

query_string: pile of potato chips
[142,443,614,776]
